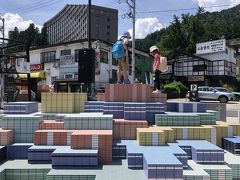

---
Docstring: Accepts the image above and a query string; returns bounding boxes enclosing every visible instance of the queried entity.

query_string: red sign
[30,64,43,71]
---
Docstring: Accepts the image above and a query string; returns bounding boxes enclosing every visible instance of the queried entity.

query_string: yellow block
[41,93,47,101]
[227,123,240,136]
[137,127,166,146]
[176,128,182,140]
[46,93,52,100]
[73,93,87,113]
[193,128,200,139]
[158,132,165,145]
[156,127,174,143]
[52,93,57,100]
[204,121,230,147]
[188,128,194,139]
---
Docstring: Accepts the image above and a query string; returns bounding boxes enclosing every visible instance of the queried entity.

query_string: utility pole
[88,0,95,99]
[0,16,5,107]
[120,0,136,83]
[88,0,91,49]
[132,0,135,83]
[0,16,4,43]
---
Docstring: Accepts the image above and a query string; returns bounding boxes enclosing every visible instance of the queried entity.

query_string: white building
[166,39,237,85]
[18,39,149,93]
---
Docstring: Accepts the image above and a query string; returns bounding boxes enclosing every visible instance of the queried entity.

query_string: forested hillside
[136,4,240,58]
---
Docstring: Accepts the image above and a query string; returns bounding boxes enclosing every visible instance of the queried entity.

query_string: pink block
[104,84,110,101]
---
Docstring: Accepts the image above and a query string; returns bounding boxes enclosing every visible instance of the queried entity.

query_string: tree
[135,4,240,58]
[7,23,49,48]
[39,25,48,46]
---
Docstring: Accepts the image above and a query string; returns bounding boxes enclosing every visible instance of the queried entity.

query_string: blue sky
[0,0,239,39]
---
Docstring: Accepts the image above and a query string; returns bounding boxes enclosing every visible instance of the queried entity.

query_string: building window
[96,16,100,22]
[193,65,207,72]
[41,51,56,63]
[96,23,99,39]
[112,69,117,82]
[100,50,108,64]
[61,49,71,56]
[75,49,79,62]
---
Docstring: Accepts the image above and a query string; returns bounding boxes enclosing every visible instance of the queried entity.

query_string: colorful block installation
[0,84,239,180]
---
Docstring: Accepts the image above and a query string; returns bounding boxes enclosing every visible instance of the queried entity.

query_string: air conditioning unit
[53,61,59,68]
[64,73,75,79]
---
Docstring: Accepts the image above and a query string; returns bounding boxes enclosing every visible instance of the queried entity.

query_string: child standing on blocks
[150,45,162,93]
[117,31,131,84]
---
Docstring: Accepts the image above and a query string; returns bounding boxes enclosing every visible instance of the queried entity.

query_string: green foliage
[135,57,152,83]
[8,23,48,48]
[135,28,166,52]
[163,81,188,98]
[135,4,240,58]
[221,83,239,92]
[236,74,240,81]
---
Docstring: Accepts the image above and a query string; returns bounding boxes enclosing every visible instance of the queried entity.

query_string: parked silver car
[188,86,235,103]
[214,87,239,101]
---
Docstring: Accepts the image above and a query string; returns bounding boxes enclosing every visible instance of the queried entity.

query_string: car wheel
[218,96,228,103]
[235,95,240,101]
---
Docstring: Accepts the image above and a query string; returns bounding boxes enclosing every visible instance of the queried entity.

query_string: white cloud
[0,13,42,38]
[128,17,163,39]
[194,0,240,12]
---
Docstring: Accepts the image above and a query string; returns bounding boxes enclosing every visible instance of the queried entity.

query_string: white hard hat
[149,46,159,53]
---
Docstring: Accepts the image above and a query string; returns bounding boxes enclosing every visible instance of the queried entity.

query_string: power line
[137,4,232,14]
[16,0,66,14]
[7,0,57,12]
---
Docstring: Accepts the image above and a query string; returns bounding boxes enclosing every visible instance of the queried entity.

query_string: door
[198,87,207,99]
[205,87,217,100]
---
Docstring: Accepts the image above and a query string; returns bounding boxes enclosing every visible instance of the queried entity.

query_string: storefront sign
[188,76,204,82]
[30,64,44,71]
[60,55,75,66]
[196,39,226,55]
[64,73,75,79]
[16,61,30,73]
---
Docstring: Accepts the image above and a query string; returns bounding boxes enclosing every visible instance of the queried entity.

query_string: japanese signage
[60,55,75,66]
[196,39,226,55]
[30,64,44,71]
[188,76,204,82]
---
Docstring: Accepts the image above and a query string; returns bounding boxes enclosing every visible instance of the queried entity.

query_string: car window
[208,87,215,92]
[201,88,207,91]
[216,88,231,93]
[198,88,207,91]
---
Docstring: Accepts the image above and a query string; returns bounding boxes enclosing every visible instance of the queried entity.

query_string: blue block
[0,146,6,162]
[7,143,33,159]
[184,103,193,112]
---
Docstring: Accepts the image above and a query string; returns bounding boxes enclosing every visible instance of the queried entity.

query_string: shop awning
[18,71,45,79]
